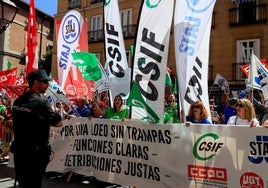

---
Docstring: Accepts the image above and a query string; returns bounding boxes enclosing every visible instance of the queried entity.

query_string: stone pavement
[0,157,125,188]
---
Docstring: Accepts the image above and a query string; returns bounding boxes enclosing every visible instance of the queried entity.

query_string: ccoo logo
[186,0,216,13]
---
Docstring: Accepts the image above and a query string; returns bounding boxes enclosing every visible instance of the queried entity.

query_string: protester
[69,96,91,117]
[164,95,179,124]
[11,69,63,188]
[89,103,106,119]
[227,98,259,127]
[99,91,110,112]
[55,102,73,120]
[186,101,212,124]
[260,105,268,126]
[105,95,129,120]
[224,97,237,124]
[210,104,220,124]
[214,101,226,124]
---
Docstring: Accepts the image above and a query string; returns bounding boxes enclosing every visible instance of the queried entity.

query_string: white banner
[174,0,216,121]
[130,0,174,123]
[104,0,130,101]
[42,118,268,188]
[57,10,85,88]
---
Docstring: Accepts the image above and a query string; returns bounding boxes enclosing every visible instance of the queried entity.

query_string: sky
[24,0,58,16]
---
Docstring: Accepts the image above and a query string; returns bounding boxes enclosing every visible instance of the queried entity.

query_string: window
[69,0,80,9]
[91,15,103,41]
[120,9,133,37]
[238,1,256,24]
[236,39,260,79]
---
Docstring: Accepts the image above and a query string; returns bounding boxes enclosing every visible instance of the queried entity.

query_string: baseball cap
[209,99,214,103]
[229,97,237,105]
[27,69,52,83]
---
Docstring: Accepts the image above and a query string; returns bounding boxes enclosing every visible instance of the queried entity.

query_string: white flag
[246,52,261,90]
[254,53,268,106]
[213,73,230,94]
[174,0,216,122]
[104,0,130,102]
[130,0,174,123]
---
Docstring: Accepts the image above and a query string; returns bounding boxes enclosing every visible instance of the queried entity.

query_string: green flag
[127,81,160,124]
[173,78,178,95]
[72,52,101,81]
[129,45,134,57]
[165,72,173,87]
[7,61,12,69]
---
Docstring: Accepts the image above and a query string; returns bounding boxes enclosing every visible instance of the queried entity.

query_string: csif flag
[130,0,174,123]
[104,0,131,105]
[127,81,159,123]
[25,0,38,78]
[72,52,101,81]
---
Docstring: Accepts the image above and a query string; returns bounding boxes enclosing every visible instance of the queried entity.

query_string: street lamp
[0,0,18,33]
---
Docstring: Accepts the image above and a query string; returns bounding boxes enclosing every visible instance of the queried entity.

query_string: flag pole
[208,83,215,96]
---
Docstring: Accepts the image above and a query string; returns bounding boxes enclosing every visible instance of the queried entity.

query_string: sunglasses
[38,80,49,84]
[236,103,243,108]
[193,105,201,109]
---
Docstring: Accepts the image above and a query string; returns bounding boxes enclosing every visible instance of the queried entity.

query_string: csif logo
[186,0,216,13]
[104,0,111,6]
[193,133,224,160]
[145,0,161,9]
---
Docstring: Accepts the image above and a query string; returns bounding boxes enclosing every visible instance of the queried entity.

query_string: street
[0,156,126,188]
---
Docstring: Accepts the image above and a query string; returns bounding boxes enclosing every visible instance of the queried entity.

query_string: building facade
[52,0,268,102]
[0,0,54,76]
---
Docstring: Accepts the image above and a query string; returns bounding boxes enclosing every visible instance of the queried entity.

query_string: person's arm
[55,120,63,127]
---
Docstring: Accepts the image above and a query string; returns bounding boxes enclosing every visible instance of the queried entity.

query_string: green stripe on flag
[127,81,160,124]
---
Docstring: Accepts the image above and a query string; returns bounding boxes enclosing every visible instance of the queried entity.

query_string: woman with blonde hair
[227,98,259,127]
[186,101,211,124]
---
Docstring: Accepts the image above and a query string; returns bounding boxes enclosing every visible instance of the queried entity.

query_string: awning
[232,0,255,4]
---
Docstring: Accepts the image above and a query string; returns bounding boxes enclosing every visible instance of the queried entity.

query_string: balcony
[88,24,136,43]
[122,24,136,38]
[89,29,104,42]
[91,0,103,5]
[229,3,267,26]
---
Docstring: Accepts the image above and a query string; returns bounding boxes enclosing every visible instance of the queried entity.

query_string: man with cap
[11,69,63,188]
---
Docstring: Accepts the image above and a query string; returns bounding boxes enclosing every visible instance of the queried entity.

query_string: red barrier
[0,120,13,158]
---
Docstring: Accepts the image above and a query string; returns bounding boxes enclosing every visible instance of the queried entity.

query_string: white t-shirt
[227,115,260,127]
[227,116,249,125]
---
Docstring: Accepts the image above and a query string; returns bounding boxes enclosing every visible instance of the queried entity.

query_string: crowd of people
[1,69,268,188]
[183,92,268,127]
[54,93,128,122]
